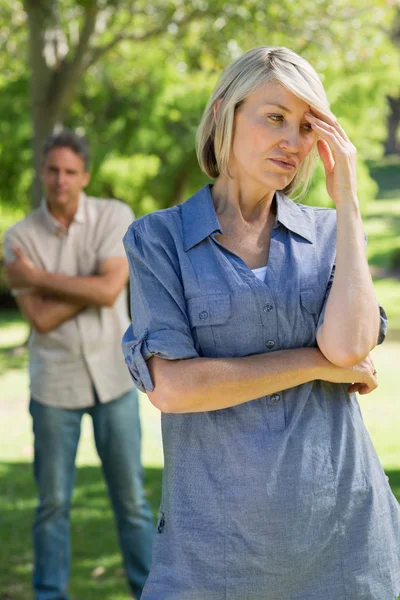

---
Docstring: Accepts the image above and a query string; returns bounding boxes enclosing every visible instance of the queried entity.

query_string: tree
[2,0,399,213]
[22,0,207,207]
[384,5,400,155]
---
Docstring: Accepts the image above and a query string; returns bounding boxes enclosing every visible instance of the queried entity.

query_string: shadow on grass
[0,345,28,375]
[367,157,400,200]
[0,462,163,600]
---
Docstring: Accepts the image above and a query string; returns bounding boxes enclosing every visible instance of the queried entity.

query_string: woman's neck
[211,176,276,223]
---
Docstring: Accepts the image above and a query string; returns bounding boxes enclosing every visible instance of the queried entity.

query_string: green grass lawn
[1,317,399,599]
[1,158,399,599]
[0,313,163,600]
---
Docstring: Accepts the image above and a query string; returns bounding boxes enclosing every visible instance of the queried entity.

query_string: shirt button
[271,394,281,404]
[263,304,274,313]
[265,340,275,349]
[199,311,209,320]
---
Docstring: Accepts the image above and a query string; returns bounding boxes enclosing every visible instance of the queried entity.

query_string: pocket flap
[300,288,322,315]
[187,293,231,326]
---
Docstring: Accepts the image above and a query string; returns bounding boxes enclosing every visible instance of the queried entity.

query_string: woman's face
[228,81,316,193]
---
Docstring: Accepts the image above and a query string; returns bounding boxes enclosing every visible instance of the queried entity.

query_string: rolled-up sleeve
[316,264,388,345]
[122,223,199,393]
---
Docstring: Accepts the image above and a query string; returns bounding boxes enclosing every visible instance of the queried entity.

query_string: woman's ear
[213,98,223,122]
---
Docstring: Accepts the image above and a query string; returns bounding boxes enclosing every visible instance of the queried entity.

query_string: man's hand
[5,246,40,288]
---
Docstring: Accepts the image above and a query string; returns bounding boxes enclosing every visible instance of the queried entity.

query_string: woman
[122,47,400,599]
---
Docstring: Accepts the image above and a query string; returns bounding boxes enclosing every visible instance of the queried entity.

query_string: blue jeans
[30,388,154,600]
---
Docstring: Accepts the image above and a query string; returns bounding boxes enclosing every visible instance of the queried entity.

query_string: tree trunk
[24,0,99,207]
[31,109,61,209]
[23,0,200,208]
[24,0,59,207]
[384,95,400,156]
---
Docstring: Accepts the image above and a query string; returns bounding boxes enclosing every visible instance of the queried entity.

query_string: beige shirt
[3,193,135,408]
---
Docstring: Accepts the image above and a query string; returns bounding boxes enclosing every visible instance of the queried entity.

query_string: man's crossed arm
[5,246,129,334]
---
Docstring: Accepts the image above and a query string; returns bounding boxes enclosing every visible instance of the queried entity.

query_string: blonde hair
[196,46,332,200]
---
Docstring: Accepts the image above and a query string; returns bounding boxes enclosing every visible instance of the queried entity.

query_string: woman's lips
[268,158,295,170]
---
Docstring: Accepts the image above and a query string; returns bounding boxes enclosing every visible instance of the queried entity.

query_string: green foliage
[0,0,399,215]
[94,154,162,216]
[367,155,400,199]
[0,76,32,211]
[364,194,400,280]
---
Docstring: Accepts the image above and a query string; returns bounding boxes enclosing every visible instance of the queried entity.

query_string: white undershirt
[251,265,268,281]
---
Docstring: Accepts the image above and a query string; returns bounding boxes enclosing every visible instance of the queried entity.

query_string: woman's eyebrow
[262,103,292,113]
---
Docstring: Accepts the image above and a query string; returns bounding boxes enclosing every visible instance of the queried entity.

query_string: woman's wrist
[335,196,361,217]
[309,346,337,380]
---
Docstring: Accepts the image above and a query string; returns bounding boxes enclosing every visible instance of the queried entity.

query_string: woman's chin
[260,171,294,190]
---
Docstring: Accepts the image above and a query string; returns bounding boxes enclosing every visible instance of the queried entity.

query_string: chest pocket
[187,293,231,358]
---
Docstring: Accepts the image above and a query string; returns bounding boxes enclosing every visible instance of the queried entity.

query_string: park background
[0,1,400,599]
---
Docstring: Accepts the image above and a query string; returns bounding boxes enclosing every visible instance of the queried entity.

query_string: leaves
[0,0,399,214]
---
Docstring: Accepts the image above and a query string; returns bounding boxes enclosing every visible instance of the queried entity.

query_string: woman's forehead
[246,81,310,113]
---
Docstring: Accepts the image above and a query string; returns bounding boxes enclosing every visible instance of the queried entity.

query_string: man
[3,130,153,600]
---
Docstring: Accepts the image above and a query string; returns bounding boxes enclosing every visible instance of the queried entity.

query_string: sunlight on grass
[373,278,400,333]
[363,340,400,468]
[0,322,29,347]
[0,311,29,344]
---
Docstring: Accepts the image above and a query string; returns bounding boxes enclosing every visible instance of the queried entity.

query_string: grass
[1,315,399,599]
[0,312,163,599]
[1,157,399,599]
[0,461,163,600]
[364,157,400,335]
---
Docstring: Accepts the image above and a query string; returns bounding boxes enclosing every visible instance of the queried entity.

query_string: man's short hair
[42,129,90,171]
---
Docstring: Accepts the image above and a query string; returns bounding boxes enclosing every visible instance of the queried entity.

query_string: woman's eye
[268,114,284,123]
[301,123,313,133]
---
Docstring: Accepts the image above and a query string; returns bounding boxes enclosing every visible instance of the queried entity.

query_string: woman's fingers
[358,384,374,395]
[348,383,361,393]
[306,114,346,154]
[347,356,378,395]
[347,382,376,395]
[317,139,335,175]
[306,107,349,142]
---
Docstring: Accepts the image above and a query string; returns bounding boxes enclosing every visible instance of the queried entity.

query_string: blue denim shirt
[123,185,399,600]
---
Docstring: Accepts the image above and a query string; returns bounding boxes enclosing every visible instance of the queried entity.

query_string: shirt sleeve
[121,224,199,393]
[316,263,388,346]
[3,227,32,265]
[97,201,135,263]
[3,230,16,265]
[3,226,37,294]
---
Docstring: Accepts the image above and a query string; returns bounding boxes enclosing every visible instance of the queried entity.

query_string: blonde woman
[123,47,400,599]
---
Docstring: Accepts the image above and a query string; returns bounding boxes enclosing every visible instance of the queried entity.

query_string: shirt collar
[274,191,314,243]
[181,185,222,251]
[181,185,314,251]
[41,192,86,234]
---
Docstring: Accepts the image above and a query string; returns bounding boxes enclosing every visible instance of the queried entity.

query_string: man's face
[40,147,90,210]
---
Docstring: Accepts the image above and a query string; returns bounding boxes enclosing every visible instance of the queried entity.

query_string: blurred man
[3,130,153,600]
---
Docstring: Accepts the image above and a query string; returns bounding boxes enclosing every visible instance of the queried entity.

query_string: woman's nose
[279,130,300,152]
